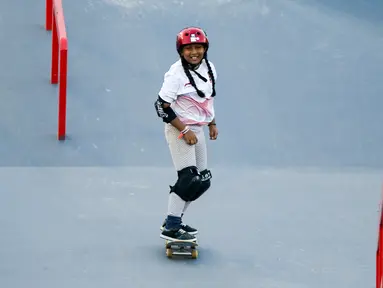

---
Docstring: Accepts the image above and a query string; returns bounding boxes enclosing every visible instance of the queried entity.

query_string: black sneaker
[160,219,198,235]
[160,228,197,242]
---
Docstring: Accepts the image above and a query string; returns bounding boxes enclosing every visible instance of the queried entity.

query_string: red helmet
[176,27,209,54]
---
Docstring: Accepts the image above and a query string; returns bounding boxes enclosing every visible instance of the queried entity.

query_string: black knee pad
[189,169,212,201]
[172,166,202,201]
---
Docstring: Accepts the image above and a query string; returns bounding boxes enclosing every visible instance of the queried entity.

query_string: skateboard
[165,239,198,259]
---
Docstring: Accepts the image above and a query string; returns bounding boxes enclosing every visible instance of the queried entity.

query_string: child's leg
[183,126,208,214]
[164,124,197,230]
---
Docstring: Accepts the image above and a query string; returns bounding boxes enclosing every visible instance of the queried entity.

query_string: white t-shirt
[158,59,217,126]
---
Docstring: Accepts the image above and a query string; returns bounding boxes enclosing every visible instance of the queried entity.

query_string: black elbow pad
[154,96,177,123]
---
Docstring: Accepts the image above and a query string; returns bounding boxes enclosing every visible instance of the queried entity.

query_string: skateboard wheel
[166,248,173,258]
[191,249,198,259]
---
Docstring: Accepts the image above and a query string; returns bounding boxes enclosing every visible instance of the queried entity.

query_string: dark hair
[181,54,216,98]
[204,54,216,97]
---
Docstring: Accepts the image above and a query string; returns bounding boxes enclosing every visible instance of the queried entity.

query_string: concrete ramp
[0,0,382,287]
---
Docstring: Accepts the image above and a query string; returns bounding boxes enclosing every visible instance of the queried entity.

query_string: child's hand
[209,124,218,140]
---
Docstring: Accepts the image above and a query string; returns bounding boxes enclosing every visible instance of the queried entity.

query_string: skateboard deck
[165,239,199,259]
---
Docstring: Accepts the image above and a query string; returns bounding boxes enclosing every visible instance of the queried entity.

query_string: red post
[378,187,383,288]
[48,0,68,140]
[380,210,383,288]
[58,39,68,141]
[379,228,382,288]
[46,0,53,30]
[378,236,382,288]
[51,14,59,84]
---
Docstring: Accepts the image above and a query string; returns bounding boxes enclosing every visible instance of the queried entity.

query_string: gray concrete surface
[0,0,382,287]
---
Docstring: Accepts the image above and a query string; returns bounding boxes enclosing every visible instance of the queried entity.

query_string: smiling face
[181,44,206,65]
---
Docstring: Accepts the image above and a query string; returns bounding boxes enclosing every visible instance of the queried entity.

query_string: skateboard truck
[165,239,198,259]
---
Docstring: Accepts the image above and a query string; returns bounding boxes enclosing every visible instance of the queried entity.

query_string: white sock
[182,201,191,215]
[167,193,185,217]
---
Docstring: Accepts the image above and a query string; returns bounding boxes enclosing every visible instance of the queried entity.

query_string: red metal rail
[46,0,68,141]
[378,186,383,288]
